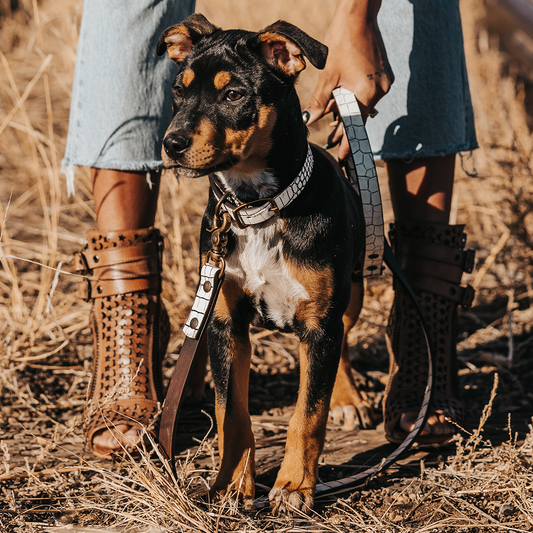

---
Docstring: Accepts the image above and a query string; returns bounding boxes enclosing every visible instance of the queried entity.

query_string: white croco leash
[332,88,385,276]
[312,88,435,498]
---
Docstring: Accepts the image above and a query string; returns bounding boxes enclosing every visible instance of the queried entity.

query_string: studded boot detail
[384,222,475,444]
[75,228,169,457]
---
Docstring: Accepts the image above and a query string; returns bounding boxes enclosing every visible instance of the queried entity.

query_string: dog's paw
[268,486,313,515]
[329,401,375,430]
[211,486,255,512]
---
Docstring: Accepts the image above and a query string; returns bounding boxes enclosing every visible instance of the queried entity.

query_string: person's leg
[64,0,196,457]
[387,155,455,225]
[77,169,169,456]
[89,170,162,453]
[384,154,474,443]
[92,169,161,230]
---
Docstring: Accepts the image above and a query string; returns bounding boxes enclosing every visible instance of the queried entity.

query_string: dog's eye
[175,85,184,97]
[225,90,243,102]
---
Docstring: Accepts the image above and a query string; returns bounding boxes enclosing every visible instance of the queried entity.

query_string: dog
[157,14,374,513]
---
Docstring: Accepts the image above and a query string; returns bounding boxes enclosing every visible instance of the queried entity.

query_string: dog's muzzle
[163,133,191,160]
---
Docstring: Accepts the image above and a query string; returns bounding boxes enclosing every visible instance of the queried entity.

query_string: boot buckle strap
[440,282,475,308]
[78,278,92,301]
[408,275,475,308]
[461,284,475,309]
[79,242,158,270]
[77,277,156,300]
[464,249,476,274]
[77,278,108,301]
[74,250,91,275]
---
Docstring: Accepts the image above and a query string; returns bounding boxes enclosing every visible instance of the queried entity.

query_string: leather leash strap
[159,263,225,465]
[314,242,434,498]
[159,207,232,466]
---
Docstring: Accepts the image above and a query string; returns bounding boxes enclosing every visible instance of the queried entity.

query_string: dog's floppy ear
[157,13,219,64]
[250,20,328,79]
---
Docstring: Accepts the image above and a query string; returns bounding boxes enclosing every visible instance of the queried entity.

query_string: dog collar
[209,143,313,229]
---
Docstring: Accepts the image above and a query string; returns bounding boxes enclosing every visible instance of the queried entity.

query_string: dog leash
[287,88,433,499]
[159,88,435,504]
[159,200,231,466]
[257,89,435,505]
[331,88,385,277]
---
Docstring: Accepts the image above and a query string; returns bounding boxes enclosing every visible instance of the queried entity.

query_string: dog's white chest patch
[226,221,308,328]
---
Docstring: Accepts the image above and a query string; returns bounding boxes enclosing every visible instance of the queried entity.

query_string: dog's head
[157,14,327,179]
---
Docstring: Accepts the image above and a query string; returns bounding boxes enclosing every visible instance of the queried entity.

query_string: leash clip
[207,195,232,276]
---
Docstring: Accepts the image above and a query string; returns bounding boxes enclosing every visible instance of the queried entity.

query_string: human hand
[304,0,393,160]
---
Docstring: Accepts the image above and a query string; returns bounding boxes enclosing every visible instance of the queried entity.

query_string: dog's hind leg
[208,283,256,508]
[330,276,376,430]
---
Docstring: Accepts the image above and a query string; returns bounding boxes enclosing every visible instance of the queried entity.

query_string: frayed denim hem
[60,159,164,197]
[376,142,479,162]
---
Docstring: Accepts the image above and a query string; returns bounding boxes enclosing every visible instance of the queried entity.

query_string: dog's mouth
[165,159,234,179]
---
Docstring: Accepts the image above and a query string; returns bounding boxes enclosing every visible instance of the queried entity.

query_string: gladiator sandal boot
[384,222,475,445]
[75,228,169,458]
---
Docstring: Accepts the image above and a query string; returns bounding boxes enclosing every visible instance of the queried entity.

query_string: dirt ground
[1,0,533,531]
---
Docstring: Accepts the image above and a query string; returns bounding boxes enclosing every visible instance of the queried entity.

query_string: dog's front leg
[208,284,256,508]
[269,320,343,514]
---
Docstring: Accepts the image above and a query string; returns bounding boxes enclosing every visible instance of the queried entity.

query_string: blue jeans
[368,0,478,160]
[62,0,195,174]
[62,0,477,177]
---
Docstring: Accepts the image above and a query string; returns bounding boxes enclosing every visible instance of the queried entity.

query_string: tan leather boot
[384,222,475,445]
[75,228,169,458]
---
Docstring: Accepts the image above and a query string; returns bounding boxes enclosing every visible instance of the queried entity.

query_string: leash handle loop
[333,87,385,277]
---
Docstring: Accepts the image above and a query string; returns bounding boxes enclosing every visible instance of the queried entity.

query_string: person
[62,0,477,457]
[63,0,196,457]
[305,0,478,443]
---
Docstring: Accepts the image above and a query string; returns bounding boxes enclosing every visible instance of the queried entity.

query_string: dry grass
[1,0,533,531]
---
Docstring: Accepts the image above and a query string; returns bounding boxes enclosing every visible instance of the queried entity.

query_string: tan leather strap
[75,231,163,300]
[88,259,159,280]
[77,276,160,300]
[405,275,475,308]
[74,241,159,270]
[400,255,465,285]
[391,226,476,308]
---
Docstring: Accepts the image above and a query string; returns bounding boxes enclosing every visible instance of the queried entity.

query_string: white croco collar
[209,143,313,229]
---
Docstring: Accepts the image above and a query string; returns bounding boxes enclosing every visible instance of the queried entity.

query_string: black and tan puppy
[157,14,374,513]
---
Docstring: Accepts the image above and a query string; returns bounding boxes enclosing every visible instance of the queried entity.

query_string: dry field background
[1,0,533,531]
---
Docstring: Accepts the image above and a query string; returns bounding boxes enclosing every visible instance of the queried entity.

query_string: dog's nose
[163,134,191,159]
